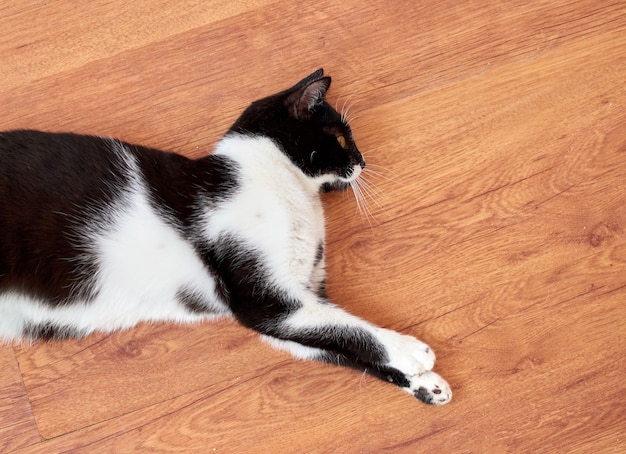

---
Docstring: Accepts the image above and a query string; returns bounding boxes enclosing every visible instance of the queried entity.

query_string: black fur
[206,236,299,331]
[129,143,240,231]
[314,242,325,266]
[318,351,413,388]
[23,322,82,341]
[177,287,216,314]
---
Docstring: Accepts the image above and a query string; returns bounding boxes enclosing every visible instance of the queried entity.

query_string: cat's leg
[274,296,451,405]
[233,289,451,405]
[207,239,450,404]
[261,335,451,405]
[313,349,451,406]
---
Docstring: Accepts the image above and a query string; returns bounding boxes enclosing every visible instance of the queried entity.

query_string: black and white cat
[0,69,451,405]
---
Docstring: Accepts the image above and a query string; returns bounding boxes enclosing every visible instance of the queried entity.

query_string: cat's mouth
[339,164,363,183]
[320,163,364,193]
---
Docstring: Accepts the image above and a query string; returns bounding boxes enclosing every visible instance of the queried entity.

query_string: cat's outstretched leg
[237,292,452,405]
[206,242,451,405]
[262,334,451,405]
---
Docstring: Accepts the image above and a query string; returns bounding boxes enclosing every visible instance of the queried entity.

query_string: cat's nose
[355,152,366,168]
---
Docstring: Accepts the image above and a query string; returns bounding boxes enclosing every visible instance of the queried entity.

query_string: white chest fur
[208,135,326,289]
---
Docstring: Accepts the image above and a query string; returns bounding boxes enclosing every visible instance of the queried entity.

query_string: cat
[0,69,451,405]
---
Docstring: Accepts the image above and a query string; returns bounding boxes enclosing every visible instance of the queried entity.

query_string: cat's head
[228,69,365,192]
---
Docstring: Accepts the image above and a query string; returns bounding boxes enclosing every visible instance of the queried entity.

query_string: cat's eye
[336,135,347,148]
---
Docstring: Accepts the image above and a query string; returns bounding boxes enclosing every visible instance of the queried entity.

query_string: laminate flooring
[1,1,624,452]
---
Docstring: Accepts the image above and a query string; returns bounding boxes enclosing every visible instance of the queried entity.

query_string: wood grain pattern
[0,349,40,452]
[1,0,625,452]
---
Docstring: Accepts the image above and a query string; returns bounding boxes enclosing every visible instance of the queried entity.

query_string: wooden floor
[1,1,625,452]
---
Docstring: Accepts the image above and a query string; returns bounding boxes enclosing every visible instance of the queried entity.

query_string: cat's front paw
[405,371,452,406]
[379,329,436,376]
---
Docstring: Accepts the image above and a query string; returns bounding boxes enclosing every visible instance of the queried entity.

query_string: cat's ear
[286,71,331,120]
[293,68,325,89]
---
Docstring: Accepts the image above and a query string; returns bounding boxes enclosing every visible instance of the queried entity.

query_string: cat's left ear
[286,76,332,120]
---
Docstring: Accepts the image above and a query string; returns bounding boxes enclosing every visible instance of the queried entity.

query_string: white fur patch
[260,335,326,360]
[207,135,327,291]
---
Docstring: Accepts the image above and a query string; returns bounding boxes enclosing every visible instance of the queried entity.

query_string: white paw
[404,371,452,406]
[378,329,435,376]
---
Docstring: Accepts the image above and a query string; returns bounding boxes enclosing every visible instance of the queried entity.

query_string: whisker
[343,101,355,121]
[341,96,362,127]
[350,180,374,227]
[346,114,361,125]
[354,179,377,225]
[362,167,397,183]
[360,146,384,156]
[361,187,387,218]
[357,183,377,225]
[358,174,386,198]
[343,103,361,125]
[358,177,388,215]
[349,181,363,216]
[364,162,402,181]
[340,95,354,124]
[341,96,349,116]
[341,94,353,113]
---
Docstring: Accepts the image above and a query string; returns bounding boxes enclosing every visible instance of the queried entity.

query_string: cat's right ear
[286,72,332,120]
[293,68,325,88]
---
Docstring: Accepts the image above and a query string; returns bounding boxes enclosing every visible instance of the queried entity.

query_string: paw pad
[407,371,452,406]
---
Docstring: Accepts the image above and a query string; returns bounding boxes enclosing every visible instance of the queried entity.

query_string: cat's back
[0,131,139,303]
[0,130,134,209]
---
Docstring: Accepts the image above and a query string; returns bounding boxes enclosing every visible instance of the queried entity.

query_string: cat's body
[0,70,451,405]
